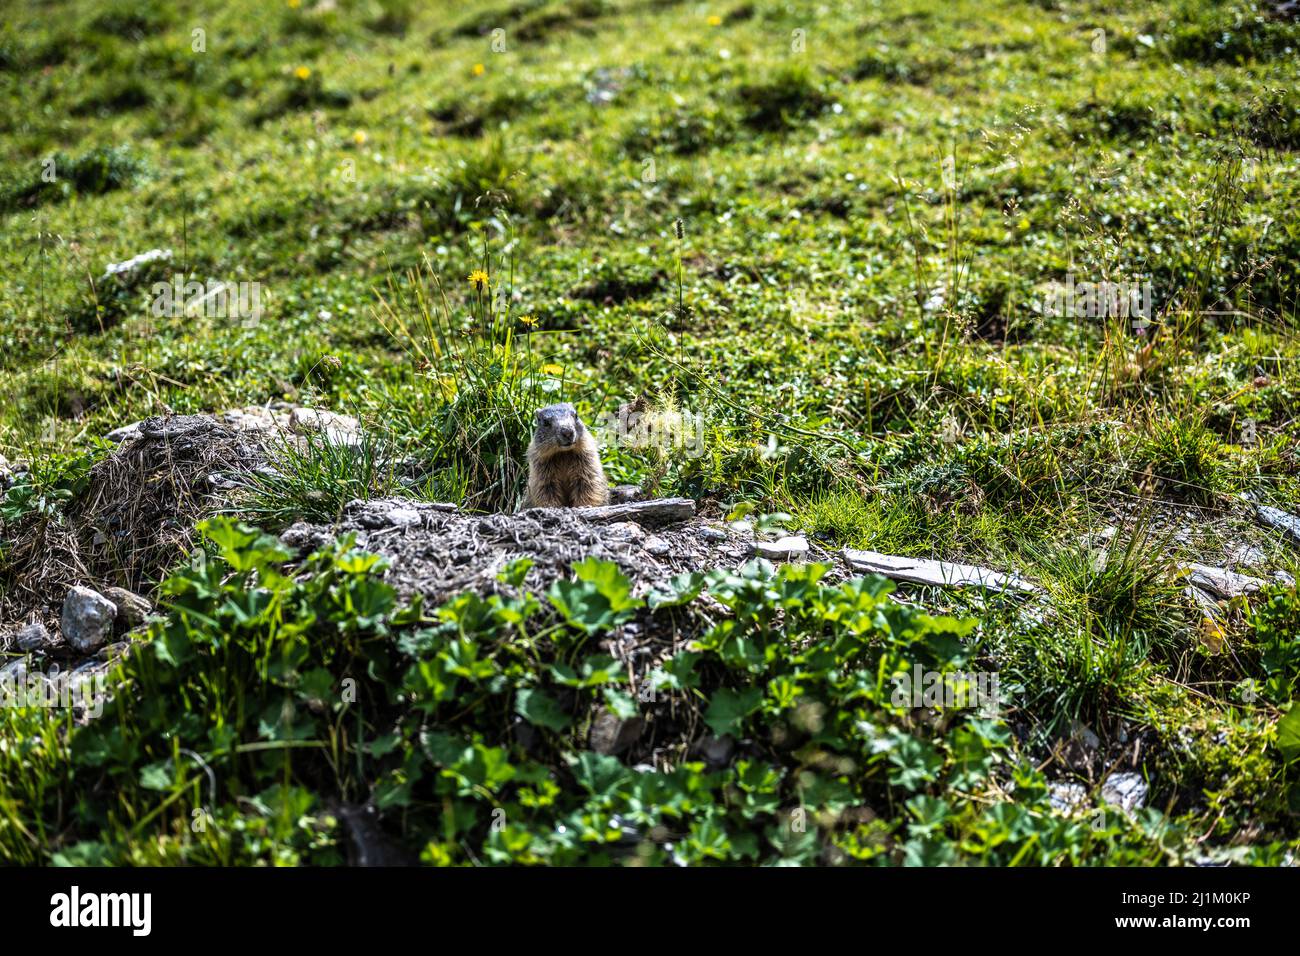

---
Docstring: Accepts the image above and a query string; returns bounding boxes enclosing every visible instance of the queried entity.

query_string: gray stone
[1256,503,1300,547]
[842,548,1037,594]
[697,526,728,543]
[104,421,144,444]
[1101,772,1149,813]
[1229,544,1266,569]
[1184,585,1223,623]
[103,587,152,627]
[290,407,362,446]
[752,535,810,561]
[16,623,49,652]
[1184,563,1265,600]
[61,586,118,653]
[642,535,671,556]
[1048,781,1089,814]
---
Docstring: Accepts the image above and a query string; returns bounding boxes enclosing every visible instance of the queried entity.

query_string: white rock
[104,421,143,443]
[1101,772,1149,814]
[1048,781,1089,815]
[642,535,671,556]
[102,248,172,279]
[842,549,1037,594]
[1184,563,1265,599]
[62,586,118,653]
[1229,544,1266,568]
[290,407,361,446]
[385,507,423,528]
[752,536,809,560]
[1256,503,1300,547]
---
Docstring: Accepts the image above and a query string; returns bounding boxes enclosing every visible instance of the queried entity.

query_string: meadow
[0,0,1298,865]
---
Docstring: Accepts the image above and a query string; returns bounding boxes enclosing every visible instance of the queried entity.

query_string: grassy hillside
[1,0,1299,865]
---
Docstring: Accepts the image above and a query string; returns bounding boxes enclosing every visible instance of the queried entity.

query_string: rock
[609,484,642,504]
[642,535,671,556]
[103,587,152,627]
[290,407,362,446]
[697,526,728,543]
[61,586,118,653]
[104,421,143,443]
[1048,781,1089,814]
[345,498,454,530]
[1274,570,1296,587]
[752,535,810,561]
[1254,503,1300,547]
[378,506,423,528]
[1101,772,1149,814]
[1229,544,1266,569]
[102,247,172,280]
[588,712,643,755]
[1184,585,1223,623]
[16,622,50,652]
[217,406,287,434]
[1184,563,1265,599]
[842,549,1037,594]
[601,521,646,544]
[571,497,696,527]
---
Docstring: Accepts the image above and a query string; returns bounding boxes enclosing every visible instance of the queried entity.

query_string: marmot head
[531,402,588,455]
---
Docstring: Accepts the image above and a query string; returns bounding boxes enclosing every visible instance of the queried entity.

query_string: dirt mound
[1,415,265,630]
[279,497,839,610]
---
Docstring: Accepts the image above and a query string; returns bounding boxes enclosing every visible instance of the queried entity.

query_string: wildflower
[294,66,312,80]
[472,63,486,77]
[707,15,722,26]
[287,0,301,7]
[542,364,564,376]
[519,314,538,328]
[352,130,368,145]
[467,269,489,291]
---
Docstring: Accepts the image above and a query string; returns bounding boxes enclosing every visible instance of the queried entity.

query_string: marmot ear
[534,409,545,425]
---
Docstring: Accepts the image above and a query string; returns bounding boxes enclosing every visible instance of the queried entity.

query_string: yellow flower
[542,364,564,376]
[467,269,490,290]
[707,15,722,26]
[294,66,312,80]
[287,0,300,7]
[352,130,368,145]
[472,63,486,77]
[519,314,538,327]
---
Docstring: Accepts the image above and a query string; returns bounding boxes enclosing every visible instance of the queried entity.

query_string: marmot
[522,403,610,509]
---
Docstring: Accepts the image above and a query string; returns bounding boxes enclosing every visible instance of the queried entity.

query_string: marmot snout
[522,403,610,509]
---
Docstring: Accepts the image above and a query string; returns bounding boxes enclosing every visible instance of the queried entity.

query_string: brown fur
[522,403,609,509]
